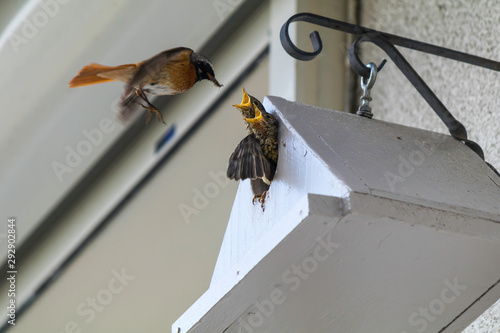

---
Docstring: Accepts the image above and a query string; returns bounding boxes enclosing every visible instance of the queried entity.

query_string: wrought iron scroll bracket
[280,13,500,174]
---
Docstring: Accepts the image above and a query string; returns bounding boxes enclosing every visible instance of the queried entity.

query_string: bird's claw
[252,191,267,210]
[139,103,165,125]
[155,109,166,124]
[136,89,165,125]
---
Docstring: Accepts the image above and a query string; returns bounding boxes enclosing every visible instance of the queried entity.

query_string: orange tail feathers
[69,63,138,88]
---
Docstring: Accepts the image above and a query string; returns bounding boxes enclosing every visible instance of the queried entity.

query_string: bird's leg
[135,99,153,125]
[135,89,166,124]
[252,190,268,209]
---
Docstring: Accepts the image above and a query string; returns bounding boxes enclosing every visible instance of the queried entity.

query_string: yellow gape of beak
[232,87,251,109]
[244,103,263,123]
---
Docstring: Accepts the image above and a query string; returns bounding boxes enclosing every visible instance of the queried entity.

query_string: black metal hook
[280,12,500,168]
[347,34,388,78]
[348,34,469,141]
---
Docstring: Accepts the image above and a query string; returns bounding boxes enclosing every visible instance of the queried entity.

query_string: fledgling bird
[227,97,278,208]
[69,47,222,124]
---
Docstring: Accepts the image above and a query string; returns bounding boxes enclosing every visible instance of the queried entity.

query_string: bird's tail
[69,63,138,88]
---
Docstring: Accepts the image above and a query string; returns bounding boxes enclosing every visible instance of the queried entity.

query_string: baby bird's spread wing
[227,134,276,184]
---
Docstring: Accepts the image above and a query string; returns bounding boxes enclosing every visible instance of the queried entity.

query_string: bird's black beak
[207,73,223,87]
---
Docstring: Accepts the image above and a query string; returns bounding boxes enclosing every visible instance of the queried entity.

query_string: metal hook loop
[356,62,378,119]
[360,62,378,91]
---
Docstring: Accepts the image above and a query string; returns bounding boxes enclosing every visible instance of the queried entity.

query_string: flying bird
[69,47,222,124]
[228,92,278,208]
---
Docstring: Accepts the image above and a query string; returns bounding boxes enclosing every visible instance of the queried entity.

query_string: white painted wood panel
[174,97,500,333]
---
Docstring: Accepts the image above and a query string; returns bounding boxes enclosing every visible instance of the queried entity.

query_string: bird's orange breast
[158,54,197,94]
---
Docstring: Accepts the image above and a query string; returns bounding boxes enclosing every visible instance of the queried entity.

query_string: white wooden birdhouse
[173,96,500,333]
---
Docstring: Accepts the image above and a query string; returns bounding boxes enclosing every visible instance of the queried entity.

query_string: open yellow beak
[244,103,263,123]
[232,87,251,109]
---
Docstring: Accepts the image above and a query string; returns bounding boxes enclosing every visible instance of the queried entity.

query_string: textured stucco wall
[361,1,500,332]
[361,0,500,168]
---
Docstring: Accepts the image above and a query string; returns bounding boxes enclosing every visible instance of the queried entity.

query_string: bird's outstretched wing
[227,134,276,183]
[119,47,193,121]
